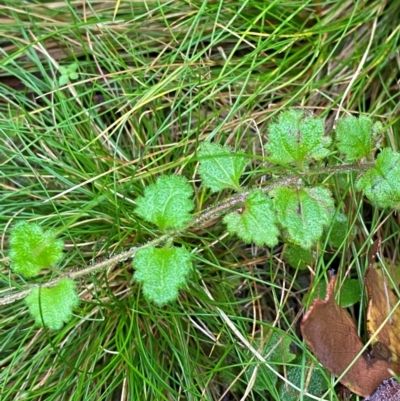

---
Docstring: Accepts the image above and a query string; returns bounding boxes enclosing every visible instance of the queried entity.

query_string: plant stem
[0,161,375,306]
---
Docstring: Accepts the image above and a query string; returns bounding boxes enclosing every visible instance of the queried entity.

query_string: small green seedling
[58,63,79,86]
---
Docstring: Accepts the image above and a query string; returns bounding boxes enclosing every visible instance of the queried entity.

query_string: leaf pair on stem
[9,222,78,330]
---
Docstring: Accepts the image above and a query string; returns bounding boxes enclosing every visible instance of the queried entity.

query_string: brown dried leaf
[366,266,400,368]
[301,273,393,397]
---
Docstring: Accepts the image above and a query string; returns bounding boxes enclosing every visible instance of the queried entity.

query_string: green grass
[1,0,400,400]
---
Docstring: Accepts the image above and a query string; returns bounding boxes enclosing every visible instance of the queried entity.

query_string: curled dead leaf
[300,273,393,397]
[366,266,400,370]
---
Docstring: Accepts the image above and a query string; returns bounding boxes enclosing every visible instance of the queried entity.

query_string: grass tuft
[1,0,399,400]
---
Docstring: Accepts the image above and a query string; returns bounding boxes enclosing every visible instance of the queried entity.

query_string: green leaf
[284,245,314,270]
[69,72,79,80]
[67,63,78,73]
[25,279,79,330]
[338,278,362,308]
[264,109,330,167]
[9,221,64,277]
[134,175,194,230]
[335,115,382,161]
[198,142,247,192]
[133,246,192,306]
[326,212,357,248]
[271,186,334,249]
[304,278,361,308]
[58,66,68,75]
[223,190,279,247]
[356,148,400,208]
[58,74,69,86]
[279,362,328,401]
[246,331,296,391]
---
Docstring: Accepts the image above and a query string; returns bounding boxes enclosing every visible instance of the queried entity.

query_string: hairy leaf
[356,148,400,208]
[279,362,328,401]
[284,244,314,270]
[245,331,296,391]
[9,221,64,278]
[135,175,194,230]
[223,190,279,246]
[272,186,334,249]
[133,246,192,306]
[335,115,382,161]
[198,142,247,192]
[265,109,330,167]
[25,279,79,330]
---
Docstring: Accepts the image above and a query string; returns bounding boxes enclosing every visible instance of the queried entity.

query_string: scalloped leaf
[134,175,194,230]
[271,186,334,249]
[198,142,247,192]
[264,109,331,167]
[25,279,79,330]
[223,190,279,246]
[9,221,64,278]
[133,246,192,306]
[335,115,383,161]
[356,148,400,208]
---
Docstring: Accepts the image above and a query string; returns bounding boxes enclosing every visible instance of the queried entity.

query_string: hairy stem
[0,161,374,305]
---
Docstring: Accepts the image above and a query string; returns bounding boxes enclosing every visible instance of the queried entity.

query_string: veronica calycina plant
[6,109,400,330]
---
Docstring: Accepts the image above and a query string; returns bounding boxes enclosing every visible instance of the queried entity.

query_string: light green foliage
[356,148,400,208]
[284,245,314,270]
[264,109,330,167]
[305,278,361,308]
[9,221,64,277]
[223,190,279,246]
[279,362,328,401]
[134,175,194,230]
[198,142,247,192]
[335,115,383,161]
[133,246,192,306]
[25,279,79,330]
[271,186,335,249]
[246,331,296,391]
[327,212,356,248]
[59,63,79,86]
[338,278,362,308]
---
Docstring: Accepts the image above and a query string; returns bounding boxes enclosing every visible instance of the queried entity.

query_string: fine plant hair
[5,110,399,328]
